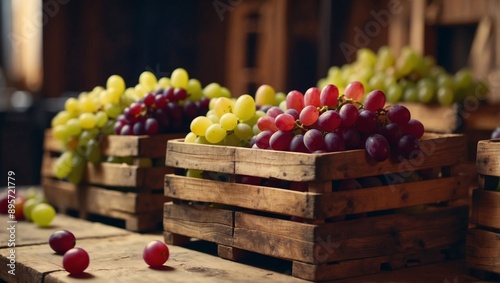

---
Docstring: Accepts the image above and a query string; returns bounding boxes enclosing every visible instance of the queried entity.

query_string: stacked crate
[41,129,184,232]
[466,139,500,280]
[163,133,469,281]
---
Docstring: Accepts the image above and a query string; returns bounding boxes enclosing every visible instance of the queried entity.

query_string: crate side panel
[471,189,500,229]
[102,133,185,157]
[477,139,500,176]
[466,228,500,274]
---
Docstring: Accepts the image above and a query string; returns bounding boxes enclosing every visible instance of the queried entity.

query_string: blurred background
[0,0,498,185]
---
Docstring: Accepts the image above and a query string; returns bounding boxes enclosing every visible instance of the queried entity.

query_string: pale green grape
[51,111,72,127]
[436,73,455,91]
[233,94,256,121]
[418,85,435,103]
[95,111,108,127]
[375,46,395,70]
[86,139,101,164]
[386,83,403,103]
[23,198,40,222]
[203,83,222,99]
[67,153,86,184]
[107,87,122,104]
[205,123,226,144]
[79,113,97,129]
[437,87,454,106]
[157,77,171,88]
[207,113,220,123]
[105,103,122,119]
[367,74,386,92]
[171,68,189,89]
[255,84,275,106]
[31,203,56,227]
[195,136,210,144]
[184,132,197,143]
[274,92,286,106]
[383,76,397,89]
[106,74,126,94]
[246,110,265,127]
[190,116,213,136]
[186,169,203,178]
[219,113,238,131]
[53,151,74,179]
[213,97,233,118]
[357,48,377,67]
[65,98,79,114]
[187,79,203,101]
[454,68,473,90]
[234,123,253,141]
[139,71,157,91]
[220,87,231,98]
[79,96,98,113]
[224,132,240,146]
[78,129,98,147]
[53,125,70,141]
[396,47,419,76]
[253,124,261,135]
[403,87,419,102]
[66,118,82,136]
[134,84,148,98]
[101,120,115,135]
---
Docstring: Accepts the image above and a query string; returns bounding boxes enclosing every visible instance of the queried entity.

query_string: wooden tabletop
[0,214,492,283]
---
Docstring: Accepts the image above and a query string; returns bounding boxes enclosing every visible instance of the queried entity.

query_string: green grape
[78,129,98,147]
[66,118,82,136]
[106,75,126,94]
[67,153,86,184]
[99,90,112,105]
[357,48,377,67]
[205,123,226,144]
[184,132,197,143]
[367,74,386,92]
[65,98,79,114]
[219,113,238,131]
[79,96,98,113]
[139,71,157,91]
[31,203,56,227]
[171,68,189,89]
[86,139,101,164]
[418,85,435,103]
[220,87,231,98]
[246,110,265,127]
[437,87,454,106]
[386,83,403,103]
[436,73,455,90]
[403,87,419,102]
[107,87,122,104]
[255,84,275,106]
[157,77,171,89]
[79,113,97,129]
[279,100,287,111]
[195,136,210,144]
[23,198,41,222]
[383,76,397,89]
[203,83,222,99]
[375,46,395,70]
[274,92,286,106]
[187,79,203,101]
[454,68,474,90]
[234,123,253,141]
[213,97,233,118]
[186,169,203,178]
[95,111,108,127]
[207,113,220,123]
[51,111,72,127]
[233,94,256,121]
[224,132,240,146]
[134,84,148,98]
[190,116,213,136]
[105,103,122,119]
[53,151,74,179]
[93,86,105,94]
[101,120,115,135]
[53,125,71,141]
[396,47,419,76]
[252,124,261,135]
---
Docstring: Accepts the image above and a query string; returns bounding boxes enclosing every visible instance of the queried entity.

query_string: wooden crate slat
[466,228,500,274]
[43,129,183,158]
[471,189,500,229]
[319,175,468,218]
[165,139,236,173]
[477,139,500,176]
[165,174,318,218]
[163,202,234,246]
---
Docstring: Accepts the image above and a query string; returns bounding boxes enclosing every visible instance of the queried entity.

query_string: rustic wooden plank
[163,203,234,246]
[466,228,500,274]
[319,175,468,218]
[476,139,500,176]
[165,174,317,218]
[43,129,184,158]
[165,139,236,173]
[471,189,500,229]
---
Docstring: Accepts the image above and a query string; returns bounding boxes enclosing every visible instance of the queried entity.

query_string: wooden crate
[163,133,470,281]
[466,139,500,280]
[41,129,184,232]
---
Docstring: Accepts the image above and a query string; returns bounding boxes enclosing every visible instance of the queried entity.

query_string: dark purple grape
[289,134,309,153]
[120,124,133,135]
[154,94,167,110]
[402,119,424,139]
[381,123,402,146]
[395,134,420,160]
[143,93,156,108]
[153,108,170,130]
[183,100,198,119]
[145,118,159,135]
[133,121,145,135]
[285,108,300,120]
[196,97,210,114]
[255,130,273,149]
[363,90,386,112]
[365,134,391,162]
[339,103,359,127]
[166,102,183,130]
[324,132,345,152]
[114,120,126,134]
[355,109,377,134]
[129,102,143,116]
[269,131,294,151]
[387,105,411,127]
[173,88,187,101]
[163,87,175,101]
[342,126,362,150]
[303,129,325,152]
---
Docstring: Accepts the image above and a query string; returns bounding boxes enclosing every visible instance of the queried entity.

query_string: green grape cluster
[186,94,264,147]
[317,46,489,106]
[51,74,129,184]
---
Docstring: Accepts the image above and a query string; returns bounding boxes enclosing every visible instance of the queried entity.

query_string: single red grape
[143,240,170,267]
[63,248,90,274]
[49,230,76,255]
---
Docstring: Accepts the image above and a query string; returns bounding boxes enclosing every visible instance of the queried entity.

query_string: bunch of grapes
[253,82,425,162]
[114,68,218,135]
[51,74,129,184]
[186,94,263,147]
[317,46,489,106]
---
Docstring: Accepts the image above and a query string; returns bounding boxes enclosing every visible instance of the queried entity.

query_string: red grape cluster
[114,87,210,135]
[252,82,425,162]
